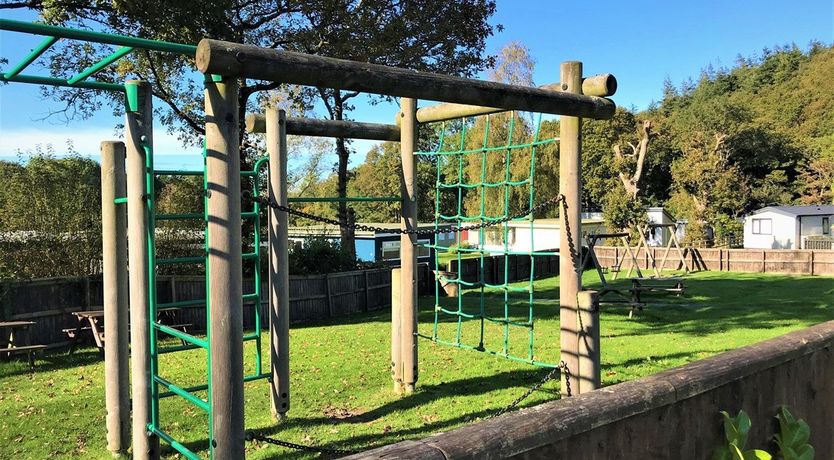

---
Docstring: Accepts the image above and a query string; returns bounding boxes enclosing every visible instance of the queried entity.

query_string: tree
[0,152,101,279]
[5,0,500,260]
[612,120,655,200]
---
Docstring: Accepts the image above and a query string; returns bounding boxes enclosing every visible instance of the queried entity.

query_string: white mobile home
[462,218,607,253]
[743,205,834,249]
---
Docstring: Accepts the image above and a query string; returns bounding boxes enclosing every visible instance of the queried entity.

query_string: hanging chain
[245,431,358,456]
[245,361,572,456]
[485,360,572,421]
[560,198,581,271]
[245,191,565,236]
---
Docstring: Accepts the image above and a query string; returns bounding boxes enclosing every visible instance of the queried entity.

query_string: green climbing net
[416,112,561,368]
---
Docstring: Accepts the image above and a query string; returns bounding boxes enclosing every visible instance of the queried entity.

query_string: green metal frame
[416,113,560,368]
[147,153,270,459]
[0,18,195,92]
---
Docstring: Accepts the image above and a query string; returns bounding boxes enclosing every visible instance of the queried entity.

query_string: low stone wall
[345,321,834,459]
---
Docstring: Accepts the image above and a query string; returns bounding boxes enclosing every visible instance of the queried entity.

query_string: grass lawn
[1,270,832,459]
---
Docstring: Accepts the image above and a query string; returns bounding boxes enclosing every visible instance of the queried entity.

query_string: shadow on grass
[0,348,101,379]
[248,367,563,458]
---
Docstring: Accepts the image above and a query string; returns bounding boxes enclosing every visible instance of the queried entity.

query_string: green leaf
[745,449,773,460]
[712,445,732,460]
[796,445,815,460]
[730,444,746,460]
[779,406,797,425]
[781,446,798,460]
[722,411,741,444]
[736,411,752,447]
[794,420,811,446]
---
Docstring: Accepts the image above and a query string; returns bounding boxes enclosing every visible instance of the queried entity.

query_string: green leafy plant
[713,410,772,460]
[774,407,815,460]
[713,407,815,460]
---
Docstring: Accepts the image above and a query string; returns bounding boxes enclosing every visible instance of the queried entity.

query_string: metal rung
[158,343,201,354]
[153,323,208,349]
[157,298,205,309]
[67,46,133,84]
[156,212,203,221]
[154,169,204,176]
[158,372,268,399]
[3,35,59,79]
[242,252,257,260]
[114,197,128,204]
[242,293,259,302]
[148,427,201,460]
[153,375,209,412]
[243,332,259,341]
[241,211,257,219]
[157,256,205,265]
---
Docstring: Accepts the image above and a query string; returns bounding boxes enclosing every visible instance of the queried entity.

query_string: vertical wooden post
[101,140,130,454]
[399,98,418,393]
[325,273,334,317]
[559,61,583,396]
[364,271,370,312]
[810,250,815,276]
[267,107,291,419]
[205,76,244,458]
[390,267,403,393]
[125,80,159,459]
[576,290,600,392]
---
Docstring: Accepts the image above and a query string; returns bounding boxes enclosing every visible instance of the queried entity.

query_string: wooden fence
[593,246,834,276]
[347,320,834,459]
[0,267,397,347]
[447,252,559,284]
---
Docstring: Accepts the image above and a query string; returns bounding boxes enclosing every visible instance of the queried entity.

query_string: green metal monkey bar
[0,18,195,91]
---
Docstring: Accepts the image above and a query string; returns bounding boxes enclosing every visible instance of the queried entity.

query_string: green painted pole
[0,73,124,92]
[0,18,196,55]
[3,35,58,79]
[67,46,133,84]
[125,80,160,459]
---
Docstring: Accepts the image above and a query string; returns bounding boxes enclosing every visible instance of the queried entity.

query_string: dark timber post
[577,290,601,391]
[101,140,130,454]
[399,98,418,393]
[125,80,159,459]
[205,75,245,458]
[267,107,290,419]
[559,62,583,396]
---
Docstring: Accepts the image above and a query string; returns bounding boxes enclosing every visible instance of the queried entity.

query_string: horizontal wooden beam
[245,114,400,141]
[414,74,617,124]
[197,40,616,120]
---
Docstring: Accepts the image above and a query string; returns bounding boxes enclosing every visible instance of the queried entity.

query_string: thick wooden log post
[559,62,583,397]
[196,40,615,120]
[577,290,601,392]
[246,114,401,141]
[205,76,245,458]
[412,74,617,124]
[124,80,159,459]
[101,140,130,454]
[391,267,403,393]
[399,98,418,393]
[267,107,291,419]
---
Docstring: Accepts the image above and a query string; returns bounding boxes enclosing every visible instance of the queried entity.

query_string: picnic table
[626,277,686,317]
[65,307,191,355]
[0,320,47,369]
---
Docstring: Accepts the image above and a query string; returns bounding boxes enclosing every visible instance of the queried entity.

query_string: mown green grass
[1,271,832,459]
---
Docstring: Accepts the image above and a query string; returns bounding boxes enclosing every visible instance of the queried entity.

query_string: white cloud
[0,126,192,157]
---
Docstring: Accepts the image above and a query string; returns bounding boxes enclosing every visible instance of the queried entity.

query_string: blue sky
[1,1,832,169]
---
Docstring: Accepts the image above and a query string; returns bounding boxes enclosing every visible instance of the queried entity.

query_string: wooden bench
[0,321,46,370]
[65,309,193,354]
[628,277,686,317]
[0,344,48,369]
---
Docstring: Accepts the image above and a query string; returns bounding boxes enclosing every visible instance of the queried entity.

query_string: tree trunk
[333,93,356,261]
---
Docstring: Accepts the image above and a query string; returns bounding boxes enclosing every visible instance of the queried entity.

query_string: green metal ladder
[145,149,270,459]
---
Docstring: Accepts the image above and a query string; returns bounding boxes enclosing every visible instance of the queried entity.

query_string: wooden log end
[245,113,265,133]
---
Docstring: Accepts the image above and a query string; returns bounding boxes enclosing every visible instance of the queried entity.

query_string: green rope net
[416,112,561,368]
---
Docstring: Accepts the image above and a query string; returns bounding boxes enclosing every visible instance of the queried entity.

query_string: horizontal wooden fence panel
[593,246,834,276]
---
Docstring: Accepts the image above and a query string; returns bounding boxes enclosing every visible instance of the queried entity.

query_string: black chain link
[246,431,358,456]
[484,360,572,420]
[245,361,571,456]
[246,192,565,236]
